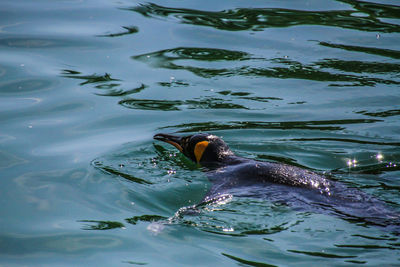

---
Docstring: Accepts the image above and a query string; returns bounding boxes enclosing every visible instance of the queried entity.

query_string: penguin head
[154,133,233,164]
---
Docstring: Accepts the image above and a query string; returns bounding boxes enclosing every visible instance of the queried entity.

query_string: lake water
[1,0,400,266]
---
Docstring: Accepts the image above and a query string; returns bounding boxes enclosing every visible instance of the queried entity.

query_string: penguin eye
[180,137,186,146]
[181,137,191,152]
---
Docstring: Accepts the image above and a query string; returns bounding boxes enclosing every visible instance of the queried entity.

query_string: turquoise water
[1,0,400,265]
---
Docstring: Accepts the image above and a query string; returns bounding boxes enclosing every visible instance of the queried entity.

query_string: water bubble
[212,194,233,206]
[376,33,381,39]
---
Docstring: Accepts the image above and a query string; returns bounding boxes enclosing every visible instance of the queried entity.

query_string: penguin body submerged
[154,132,400,230]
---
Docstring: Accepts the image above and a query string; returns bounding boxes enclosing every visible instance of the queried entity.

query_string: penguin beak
[153,133,184,152]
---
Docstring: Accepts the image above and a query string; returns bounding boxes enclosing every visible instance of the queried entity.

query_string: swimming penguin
[154,132,331,193]
[154,132,400,230]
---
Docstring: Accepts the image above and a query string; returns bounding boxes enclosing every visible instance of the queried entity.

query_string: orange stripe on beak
[165,140,183,152]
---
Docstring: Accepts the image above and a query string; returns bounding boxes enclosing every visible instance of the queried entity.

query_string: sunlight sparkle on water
[347,158,358,168]
[167,169,176,175]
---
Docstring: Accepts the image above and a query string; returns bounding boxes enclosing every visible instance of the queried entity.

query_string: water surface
[1,0,400,266]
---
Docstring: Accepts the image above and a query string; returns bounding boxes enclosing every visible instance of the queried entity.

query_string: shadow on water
[128,1,400,33]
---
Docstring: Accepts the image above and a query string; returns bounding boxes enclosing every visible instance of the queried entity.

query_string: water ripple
[319,41,400,59]
[288,249,357,259]
[160,119,381,132]
[133,47,253,62]
[61,69,147,97]
[222,253,277,267]
[97,26,139,37]
[119,97,248,111]
[356,109,400,118]
[130,2,400,33]
[133,47,400,86]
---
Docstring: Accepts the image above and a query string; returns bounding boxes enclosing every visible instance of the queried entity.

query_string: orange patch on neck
[194,141,209,162]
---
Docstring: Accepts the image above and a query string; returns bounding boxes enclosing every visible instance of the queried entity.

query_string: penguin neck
[200,153,246,169]
[221,154,247,165]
